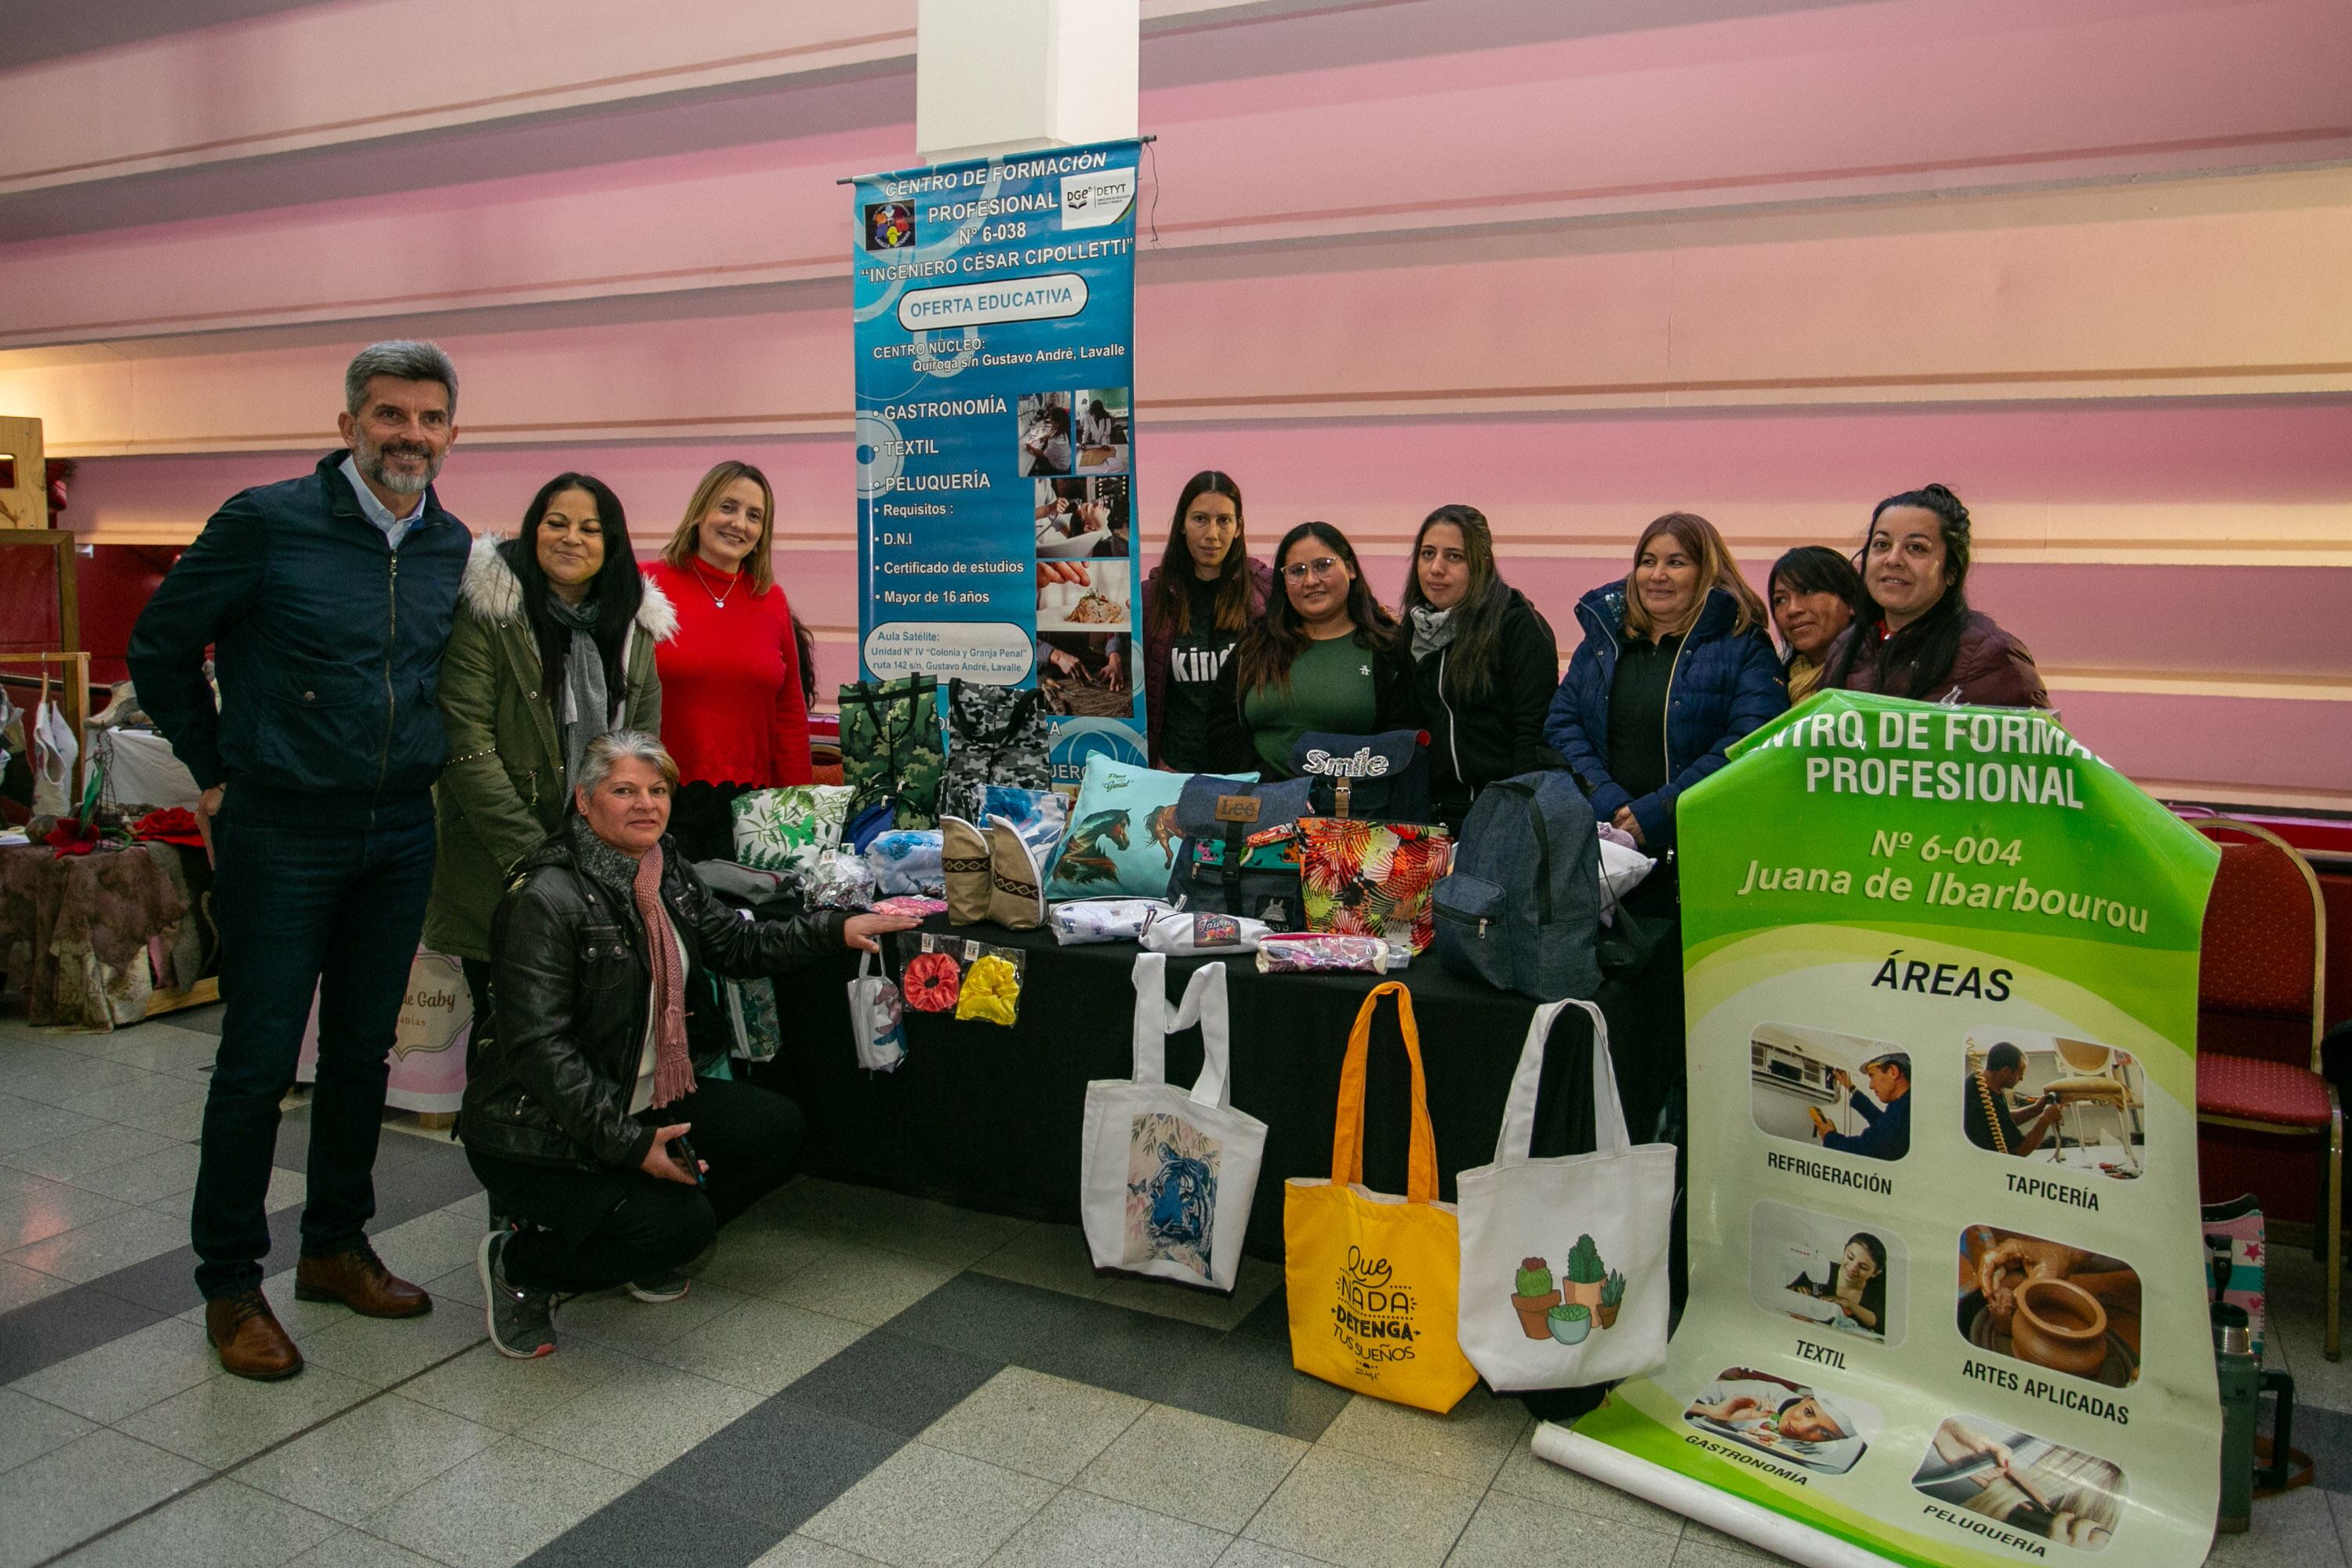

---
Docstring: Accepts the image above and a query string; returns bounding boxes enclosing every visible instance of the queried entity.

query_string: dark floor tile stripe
[4,1120,489,1378]
[1236,1279,1291,1342]
[523,1345,940,1566]
[519,1483,788,1568]
[514,1266,1356,1568]
[91,1206,306,1314]
[1156,1323,1352,1443]
[778,1331,1004,1439]
[875,1269,1091,1364]
[0,1285,167,1384]
[1016,1294,1227,1408]
[654,1401,911,1531]
[2266,1396,2350,1494]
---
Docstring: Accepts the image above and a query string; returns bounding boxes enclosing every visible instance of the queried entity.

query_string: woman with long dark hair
[426,472,673,1034]
[1768,546,1871,702]
[1826,484,2046,708]
[1399,504,1563,825]
[1141,471,1272,771]
[1544,511,1784,862]
[1232,521,1414,777]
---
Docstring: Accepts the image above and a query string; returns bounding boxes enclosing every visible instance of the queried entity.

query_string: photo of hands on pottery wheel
[1911,1416,2126,1552]
[1682,1367,1879,1475]
[1748,1199,1905,1345]
[1962,1029,2147,1180]
[1958,1225,2142,1386]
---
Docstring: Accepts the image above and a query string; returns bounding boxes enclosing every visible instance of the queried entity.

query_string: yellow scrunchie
[955,953,1022,1026]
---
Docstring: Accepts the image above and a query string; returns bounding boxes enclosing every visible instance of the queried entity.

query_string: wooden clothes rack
[1,650,220,1019]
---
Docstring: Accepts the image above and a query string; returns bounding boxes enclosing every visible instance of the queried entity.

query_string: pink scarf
[634,844,694,1108]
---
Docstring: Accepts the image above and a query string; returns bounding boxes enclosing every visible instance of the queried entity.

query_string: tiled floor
[2,1002,2347,1568]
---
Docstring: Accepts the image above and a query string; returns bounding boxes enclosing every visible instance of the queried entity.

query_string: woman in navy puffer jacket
[1544,512,1787,866]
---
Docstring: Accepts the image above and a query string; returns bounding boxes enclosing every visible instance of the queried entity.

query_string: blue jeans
[191,788,436,1299]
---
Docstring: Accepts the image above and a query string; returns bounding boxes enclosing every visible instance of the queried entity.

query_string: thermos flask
[2212,1301,2260,1533]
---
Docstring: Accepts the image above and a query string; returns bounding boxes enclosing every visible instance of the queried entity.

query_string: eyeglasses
[1282,556,1342,582]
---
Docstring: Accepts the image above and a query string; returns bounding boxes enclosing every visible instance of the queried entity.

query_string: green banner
[1538,691,2220,1568]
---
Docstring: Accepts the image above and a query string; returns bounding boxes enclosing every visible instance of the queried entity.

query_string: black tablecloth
[750,918,1680,1261]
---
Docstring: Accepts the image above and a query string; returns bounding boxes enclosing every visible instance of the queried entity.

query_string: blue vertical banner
[852,139,1145,782]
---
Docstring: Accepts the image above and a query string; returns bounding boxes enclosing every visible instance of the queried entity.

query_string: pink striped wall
[64,394,2352,798]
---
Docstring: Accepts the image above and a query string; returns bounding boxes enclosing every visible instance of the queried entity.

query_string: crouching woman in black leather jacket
[463,729,913,1358]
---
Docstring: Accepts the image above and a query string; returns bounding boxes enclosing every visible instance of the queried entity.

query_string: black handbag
[1595,854,1669,978]
[1287,728,1431,821]
[1163,775,1314,929]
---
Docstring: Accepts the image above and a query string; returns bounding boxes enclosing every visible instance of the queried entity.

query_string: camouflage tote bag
[937,679,1053,825]
[837,675,946,829]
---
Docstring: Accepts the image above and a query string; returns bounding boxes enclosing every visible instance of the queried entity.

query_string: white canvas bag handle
[1492,998,1629,1165]
[1129,953,1234,1109]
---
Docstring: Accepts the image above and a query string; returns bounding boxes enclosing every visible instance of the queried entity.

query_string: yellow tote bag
[1283,982,1477,1413]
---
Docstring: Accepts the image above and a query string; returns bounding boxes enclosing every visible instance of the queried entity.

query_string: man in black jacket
[127,341,469,1381]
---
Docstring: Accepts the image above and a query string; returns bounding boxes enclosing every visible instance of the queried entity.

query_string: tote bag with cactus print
[1298,818,1454,953]
[1454,998,1674,1392]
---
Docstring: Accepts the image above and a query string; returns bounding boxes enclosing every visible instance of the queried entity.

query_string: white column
[916,0,1138,165]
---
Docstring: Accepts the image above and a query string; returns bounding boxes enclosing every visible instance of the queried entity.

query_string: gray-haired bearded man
[129,340,470,1380]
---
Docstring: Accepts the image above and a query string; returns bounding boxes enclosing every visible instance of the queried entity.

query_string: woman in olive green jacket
[426,474,675,1018]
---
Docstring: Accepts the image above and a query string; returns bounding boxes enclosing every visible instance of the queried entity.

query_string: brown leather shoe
[293,1243,433,1319]
[205,1290,303,1381]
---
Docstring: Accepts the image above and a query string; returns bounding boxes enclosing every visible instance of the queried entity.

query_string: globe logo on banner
[854,413,903,499]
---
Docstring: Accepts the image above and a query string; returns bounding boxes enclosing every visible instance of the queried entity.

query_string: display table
[754,919,1673,1262]
[0,841,186,1026]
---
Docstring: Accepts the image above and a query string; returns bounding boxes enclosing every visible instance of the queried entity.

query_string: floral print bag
[1298,817,1456,954]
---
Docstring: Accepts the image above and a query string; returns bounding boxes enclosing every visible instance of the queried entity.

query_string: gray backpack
[1432,773,1602,1000]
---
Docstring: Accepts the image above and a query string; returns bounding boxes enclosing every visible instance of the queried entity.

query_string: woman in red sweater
[642,460,812,861]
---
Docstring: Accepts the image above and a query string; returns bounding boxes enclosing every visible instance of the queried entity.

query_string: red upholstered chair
[2193,818,2339,1359]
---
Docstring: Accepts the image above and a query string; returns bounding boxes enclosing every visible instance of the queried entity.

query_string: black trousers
[193,793,435,1299]
[466,1075,804,1294]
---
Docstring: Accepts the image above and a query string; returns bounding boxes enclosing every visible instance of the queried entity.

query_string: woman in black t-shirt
[1141,471,1272,771]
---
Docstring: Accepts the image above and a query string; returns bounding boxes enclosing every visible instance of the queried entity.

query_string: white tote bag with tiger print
[1079,954,1267,1293]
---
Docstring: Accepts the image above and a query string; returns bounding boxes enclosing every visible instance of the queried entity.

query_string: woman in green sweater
[1232,521,1415,777]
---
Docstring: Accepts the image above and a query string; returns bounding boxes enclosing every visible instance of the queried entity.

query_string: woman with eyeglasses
[1399,504,1565,826]
[1141,471,1272,772]
[1231,521,1414,778]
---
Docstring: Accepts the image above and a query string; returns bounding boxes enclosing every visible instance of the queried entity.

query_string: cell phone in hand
[671,1134,706,1187]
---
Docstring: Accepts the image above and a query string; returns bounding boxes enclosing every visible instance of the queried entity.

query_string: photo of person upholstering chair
[1965,1041,2064,1157]
[460,730,913,1359]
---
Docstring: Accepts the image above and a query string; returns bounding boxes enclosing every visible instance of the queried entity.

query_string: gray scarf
[1408,604,1459,661]
[546,593,608,788]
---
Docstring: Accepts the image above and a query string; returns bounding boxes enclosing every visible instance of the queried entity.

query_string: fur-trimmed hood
[460,533,677,641]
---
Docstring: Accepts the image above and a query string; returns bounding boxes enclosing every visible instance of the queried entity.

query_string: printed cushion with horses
[1044,756,1255,902]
